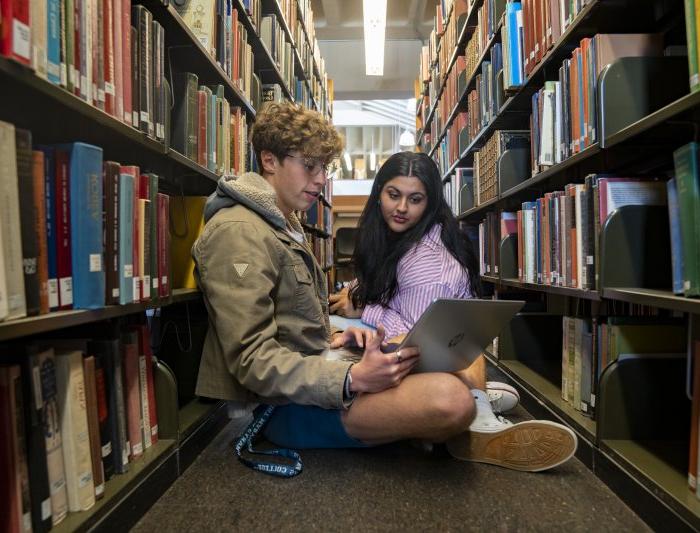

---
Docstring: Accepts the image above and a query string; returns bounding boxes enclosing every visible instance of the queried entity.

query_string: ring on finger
[395,350,402,364]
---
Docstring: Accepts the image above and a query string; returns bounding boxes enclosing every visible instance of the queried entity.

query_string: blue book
[47,0,61,84]
[666,178,685,294]
[506,2,522,87]
[118,174,134,305]
[58,143,105,309]
[35,145,59,310]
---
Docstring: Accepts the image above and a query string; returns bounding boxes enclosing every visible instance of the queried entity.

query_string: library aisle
[133,400,648,532]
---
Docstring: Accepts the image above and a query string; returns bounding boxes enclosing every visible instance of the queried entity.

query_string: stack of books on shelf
[444,167,474,217]
[1,1,170,144]
[171,72,250,176]
[0,121,173,323]
[530,33,663,174]
[473,129,529,206]
[1,322,160,532]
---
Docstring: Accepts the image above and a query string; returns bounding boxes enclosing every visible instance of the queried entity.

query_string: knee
[428,376,475,433]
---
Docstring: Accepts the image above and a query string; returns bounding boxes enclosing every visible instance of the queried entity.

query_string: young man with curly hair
[192,102,576,473]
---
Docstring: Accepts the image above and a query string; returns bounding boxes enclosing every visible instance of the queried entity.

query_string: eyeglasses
[285,154,330,177]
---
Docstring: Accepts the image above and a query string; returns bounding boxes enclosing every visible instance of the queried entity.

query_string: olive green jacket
[192,172,350,408]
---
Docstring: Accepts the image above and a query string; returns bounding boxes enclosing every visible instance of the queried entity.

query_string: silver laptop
[326,298,525,373]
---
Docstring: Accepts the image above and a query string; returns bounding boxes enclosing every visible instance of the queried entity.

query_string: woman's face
[379,175,428,233]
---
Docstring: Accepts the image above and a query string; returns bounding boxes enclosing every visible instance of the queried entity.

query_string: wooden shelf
[602,288,700,314]
[602,439,700,531]
[52,439,178,533]
[497,278,601,301]
[168,149,221,182]
[0,289,201,342]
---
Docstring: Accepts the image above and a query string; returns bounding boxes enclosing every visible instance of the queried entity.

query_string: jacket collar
[204,172,305,235]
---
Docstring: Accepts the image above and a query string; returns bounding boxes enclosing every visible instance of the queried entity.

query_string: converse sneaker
[446,390,578,472]
[486,381,520,414]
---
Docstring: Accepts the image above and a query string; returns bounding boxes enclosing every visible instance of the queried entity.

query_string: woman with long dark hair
[330,152,577,467]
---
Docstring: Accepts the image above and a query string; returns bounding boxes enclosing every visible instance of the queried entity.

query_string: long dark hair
[350,151,481,308]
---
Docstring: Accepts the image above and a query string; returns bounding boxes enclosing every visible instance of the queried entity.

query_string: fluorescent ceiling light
[344,151,352,170]
[369,151,377,171]
[363,0,387,76]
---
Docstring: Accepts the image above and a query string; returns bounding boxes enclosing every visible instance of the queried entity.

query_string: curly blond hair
[250,102,344,169]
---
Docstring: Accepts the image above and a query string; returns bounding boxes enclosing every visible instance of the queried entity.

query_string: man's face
[264,151,328,215]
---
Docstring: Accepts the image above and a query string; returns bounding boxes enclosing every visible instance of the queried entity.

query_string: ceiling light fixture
[399,129,416,148]
[343,151,352,170]
[363,0,387,76]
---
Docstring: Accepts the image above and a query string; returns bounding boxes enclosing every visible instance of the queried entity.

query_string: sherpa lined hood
[204,172,304,234]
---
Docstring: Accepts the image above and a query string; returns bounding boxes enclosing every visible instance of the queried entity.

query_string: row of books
[171,72,250,177]
[474,129,530,204]
[1,323,160,532]
[477,176,667,289]
[560,315,686,419]
[681,0,700,93]
[1,0,170,144]
[0,121,173,322]
[444,168,474,216]
[530,33,663,174]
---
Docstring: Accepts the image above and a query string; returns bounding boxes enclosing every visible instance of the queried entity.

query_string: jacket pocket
[293,263,322,319]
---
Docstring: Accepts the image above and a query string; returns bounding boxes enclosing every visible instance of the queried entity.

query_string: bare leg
[454,354,487,391]
[341,373,475,446]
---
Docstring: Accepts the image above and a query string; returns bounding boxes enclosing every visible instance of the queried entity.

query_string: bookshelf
[0,0,333,531]
[422,0,700,530]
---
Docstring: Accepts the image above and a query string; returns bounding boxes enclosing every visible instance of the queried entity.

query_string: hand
[329,288,363,318]
[350,326,419,394]
[329,326,376,349]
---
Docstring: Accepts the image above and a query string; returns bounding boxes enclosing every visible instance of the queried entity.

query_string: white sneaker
[447,415,578,472]
[486,381,520,414]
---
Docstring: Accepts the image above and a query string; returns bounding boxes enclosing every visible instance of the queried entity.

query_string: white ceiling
[311,0,436,100]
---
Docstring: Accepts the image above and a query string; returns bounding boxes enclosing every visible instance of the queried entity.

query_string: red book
[134,324,158,447]
[0,367,21,533]
[122,0,132,125]
[74,0,82,97]
[0,0,30,65]
[121,331,143,461]
[103,0,115,116]
[33,151,50,314]
[113,0,124,123]
[120,165,140,302]
[197,90,207,167]
[157,193,170,298]
[55,148,73,310]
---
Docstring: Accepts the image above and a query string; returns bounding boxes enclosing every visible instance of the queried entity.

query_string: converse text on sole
[446,420,578,472]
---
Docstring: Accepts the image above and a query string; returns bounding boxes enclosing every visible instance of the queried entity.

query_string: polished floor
[132,404,650,532]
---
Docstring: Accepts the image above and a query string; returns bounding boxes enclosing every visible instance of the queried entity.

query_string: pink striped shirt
[361,224,474,338]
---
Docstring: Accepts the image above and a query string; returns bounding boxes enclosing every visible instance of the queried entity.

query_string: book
[54,349,95,512]
[121,330,143,460]
[33,348,68,525]
[157,193,170,298]
[104,162,121,305]
[0,0,31,65]
[0,121,27,320]
[15,128,40,316]
[32,151,50,315]
[57,142,105,309]
[172,72,199,160]
[666,178,685,295]
[54,147,73,310]
[35,146,60,310]
[118,172,135,304]
[673,143,700,296]
[82,356,106,499]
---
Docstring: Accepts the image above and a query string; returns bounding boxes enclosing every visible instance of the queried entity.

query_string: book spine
[0,0,31,64]
[685,0,700,91]
[0,121,28,319]
[15,128,40,316]
[92,356,114,481]
[66,143,105,309]
[82,357,106,499]
[54,351,95,512]
[103,0,115,115]
[104,162,120,305]
[47,0,62,84]
[122,332,143,460]
[673,142,700,296]
[113,0,123,122]
[118,173,134,304]
[32,151,50,315]
[54,149,73,310]
[666,178,685,295]
[95,0,104,109]
[157,193,170,297]
[122,0,132,124]
[148,174,158,298]
[131,25,139,128]
[36,349,68,525]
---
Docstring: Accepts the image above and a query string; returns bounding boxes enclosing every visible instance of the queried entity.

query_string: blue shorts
[256,404,368,449]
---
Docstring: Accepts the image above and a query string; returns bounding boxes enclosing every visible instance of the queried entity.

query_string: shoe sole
[446,420,578,472]
[486,381,520,401]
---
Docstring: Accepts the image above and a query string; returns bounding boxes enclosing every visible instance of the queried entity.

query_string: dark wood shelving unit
[0,289,201,342]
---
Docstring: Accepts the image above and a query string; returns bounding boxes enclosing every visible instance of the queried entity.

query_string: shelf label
[48,279,59,308]
[13,20,31,60]
[89,253,102,272]
[124,264,133,278]
[59,277,73,306]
